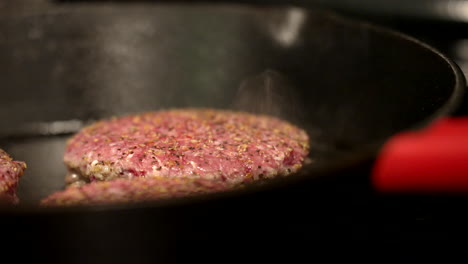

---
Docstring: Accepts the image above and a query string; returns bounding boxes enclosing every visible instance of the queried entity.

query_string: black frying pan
[0,3,465,262]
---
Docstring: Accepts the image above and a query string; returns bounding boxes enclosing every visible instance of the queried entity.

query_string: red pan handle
[372,117,468,194]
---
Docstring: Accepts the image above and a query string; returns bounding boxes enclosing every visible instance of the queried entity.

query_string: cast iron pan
[0,3,465,262]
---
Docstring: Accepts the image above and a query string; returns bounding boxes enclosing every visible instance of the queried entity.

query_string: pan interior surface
[0,4,462,206]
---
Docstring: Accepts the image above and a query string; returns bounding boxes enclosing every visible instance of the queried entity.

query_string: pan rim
[0,4,464,214]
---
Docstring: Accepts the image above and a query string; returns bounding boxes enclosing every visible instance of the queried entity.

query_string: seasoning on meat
[64,108,310,186]
[41,177,236,206]
[0,149,26,204]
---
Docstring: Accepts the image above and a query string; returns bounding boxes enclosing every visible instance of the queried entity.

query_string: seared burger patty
[64,108,309,186]
[42,177,234,206]
[0,149,26,204]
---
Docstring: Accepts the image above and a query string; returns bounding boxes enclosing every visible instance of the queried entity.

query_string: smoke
[230,69,305,124]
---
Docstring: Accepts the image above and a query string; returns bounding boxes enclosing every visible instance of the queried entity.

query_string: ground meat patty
[0,149,26,204]
[64,108,309,186]
[41,177,235,206]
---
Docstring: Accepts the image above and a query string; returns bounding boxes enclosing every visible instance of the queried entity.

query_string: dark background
[317,0,468,116]
[4,0,466,113]
[1,0,467,259]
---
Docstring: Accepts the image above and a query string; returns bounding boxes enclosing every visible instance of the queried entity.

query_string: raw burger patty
[42,177,234,206]
[64,108,309,186]
[0,149,26,204]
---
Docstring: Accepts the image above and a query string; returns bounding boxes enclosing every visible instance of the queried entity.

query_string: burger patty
[64,108,309,186]
[0,149,26,204]
[41,177,235,206]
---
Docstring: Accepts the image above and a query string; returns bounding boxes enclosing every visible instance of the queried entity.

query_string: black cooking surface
[328,8,468,116]
[0,0,467,260]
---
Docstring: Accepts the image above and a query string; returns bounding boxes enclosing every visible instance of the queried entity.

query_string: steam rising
[231,70,304,124]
